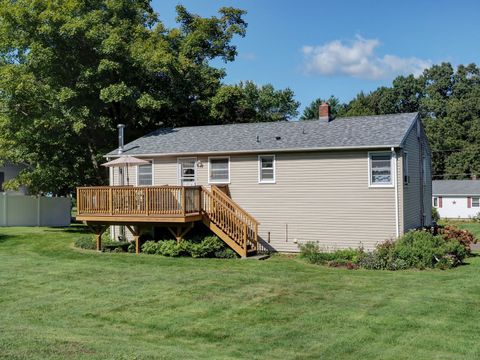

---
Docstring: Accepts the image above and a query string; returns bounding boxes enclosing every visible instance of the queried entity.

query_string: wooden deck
[76,185,259,257]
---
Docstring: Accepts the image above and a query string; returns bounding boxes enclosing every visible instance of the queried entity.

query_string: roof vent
[275,136,281,140]
[256,135,260,142]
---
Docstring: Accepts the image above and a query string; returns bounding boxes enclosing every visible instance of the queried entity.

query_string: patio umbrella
[102,155,150,185]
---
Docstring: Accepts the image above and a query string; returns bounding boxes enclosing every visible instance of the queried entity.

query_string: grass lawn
[1,226,480,359]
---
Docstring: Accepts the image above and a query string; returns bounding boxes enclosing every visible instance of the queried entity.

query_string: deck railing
[77,186,201,216]
[77,185,258,256]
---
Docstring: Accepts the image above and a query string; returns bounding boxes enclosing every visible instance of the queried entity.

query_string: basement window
[259,155,275,183]
[209,157,230,183]
[369,152,393,187]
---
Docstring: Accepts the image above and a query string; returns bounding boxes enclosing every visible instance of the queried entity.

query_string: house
[432,180,480,219]
[76,105,432,256]
[0,163,28,195]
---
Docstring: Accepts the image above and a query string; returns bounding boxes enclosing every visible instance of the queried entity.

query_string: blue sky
[151,0,480,114]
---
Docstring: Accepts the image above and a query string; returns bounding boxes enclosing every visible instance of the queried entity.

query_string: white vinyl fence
[0,194,71,227]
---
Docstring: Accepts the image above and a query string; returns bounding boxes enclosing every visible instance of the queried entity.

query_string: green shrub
[74,235,96,250]
[141,241,160,254]
[432,207,440,222]
[358,230,468,271]
[140,236,233,258]
[214,248,238,259]
[157,240,184,257]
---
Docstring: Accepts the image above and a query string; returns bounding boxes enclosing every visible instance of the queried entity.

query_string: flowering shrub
[438,225,477,254]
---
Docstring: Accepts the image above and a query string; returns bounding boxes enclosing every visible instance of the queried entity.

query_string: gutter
[103,144,403,158]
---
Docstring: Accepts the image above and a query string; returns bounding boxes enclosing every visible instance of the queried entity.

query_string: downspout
[392,147,400,238]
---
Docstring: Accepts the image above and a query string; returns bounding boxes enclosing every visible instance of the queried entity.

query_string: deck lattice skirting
[76,185,258,257]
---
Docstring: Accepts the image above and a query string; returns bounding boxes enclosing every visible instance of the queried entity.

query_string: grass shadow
[44,224,90,234]
[0,234,19,244]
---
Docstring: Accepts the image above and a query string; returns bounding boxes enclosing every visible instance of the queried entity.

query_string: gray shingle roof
[433,180,480,195]
[107,112,419,157]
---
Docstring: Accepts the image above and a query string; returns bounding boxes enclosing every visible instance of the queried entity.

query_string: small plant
[432,207,440,222]
[299,242,362,267]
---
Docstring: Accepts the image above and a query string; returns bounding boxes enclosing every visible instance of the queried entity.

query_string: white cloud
[302,35,431,80]
[240,52,256,61]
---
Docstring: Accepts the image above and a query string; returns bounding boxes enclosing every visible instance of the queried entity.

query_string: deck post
[126,225,142,255]
[88,224,107,252]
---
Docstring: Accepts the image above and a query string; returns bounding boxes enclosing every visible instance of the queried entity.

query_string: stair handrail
[210,186,259,226]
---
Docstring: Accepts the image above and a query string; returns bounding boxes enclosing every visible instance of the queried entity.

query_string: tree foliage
[211,81,299,124]
[0,1,298,195]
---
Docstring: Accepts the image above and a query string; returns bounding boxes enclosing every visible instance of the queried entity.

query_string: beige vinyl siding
[402,120,432,230]
[138,150,399,252]
[108,149,408,251]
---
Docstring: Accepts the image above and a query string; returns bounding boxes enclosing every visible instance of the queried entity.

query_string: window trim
[473,197,480,208]
[208,156,230,184]
[136,159,154,186]
[258,155,276,184]
[177,157,197,186]
[403,151,409,185]
[368,151,395,188]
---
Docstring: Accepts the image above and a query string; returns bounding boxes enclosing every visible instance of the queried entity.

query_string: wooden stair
[201,186,258,257]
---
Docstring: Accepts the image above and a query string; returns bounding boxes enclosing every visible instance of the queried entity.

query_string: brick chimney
[319,102,331,122]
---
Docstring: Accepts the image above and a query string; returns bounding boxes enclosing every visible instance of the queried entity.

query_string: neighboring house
[0,163,28,195]
[89,106,431,253]
[432,180,480,219]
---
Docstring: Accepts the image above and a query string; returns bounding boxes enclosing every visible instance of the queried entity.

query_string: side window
[259,155,275,183]
[473,197,480,208]
[433,197,438,207]
[137,161,153,186]
[369,152,393,187]
[0,172,4,191]
[209,157,230,183]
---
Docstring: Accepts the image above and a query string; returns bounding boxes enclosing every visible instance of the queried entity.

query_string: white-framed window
[258,155,275,183]
[403,152,409,185]
[208,157,230,183]
[137,160,153,186]
[177,157,197,186]
[433,197,438,207]
[473,197,480,207]
[368,152,394,187]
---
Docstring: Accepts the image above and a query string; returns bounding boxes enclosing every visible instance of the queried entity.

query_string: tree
[0,1,250,194]
[210,81,299,124]
[300,96,345,120]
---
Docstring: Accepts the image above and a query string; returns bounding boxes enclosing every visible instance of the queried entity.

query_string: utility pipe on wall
[392,147,400,238]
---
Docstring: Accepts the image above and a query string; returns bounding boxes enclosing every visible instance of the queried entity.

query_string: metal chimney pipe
[117,124,125,154]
